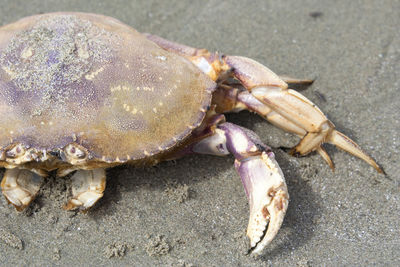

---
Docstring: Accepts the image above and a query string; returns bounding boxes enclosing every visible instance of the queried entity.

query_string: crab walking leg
[213,86,334,169]
[214,86,307,136]
[192,122,289,254]
[220,55,383,173]
[144,33,225,81]
[1,168,44,211]
[64,169,106,210]
[145,34,313,86]
[279,75,314,85]
[144,33,201,57]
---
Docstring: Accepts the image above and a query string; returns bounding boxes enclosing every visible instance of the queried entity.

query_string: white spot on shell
[85,67,104,80]
[156,55,166,61]
[2,66,16,79]
[110,85,121,92]
[21,47,33,59]
[77,47,89,59]
[194,57,212,75]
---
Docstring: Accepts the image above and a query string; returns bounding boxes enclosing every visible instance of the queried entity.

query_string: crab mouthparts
[235,152,289,254]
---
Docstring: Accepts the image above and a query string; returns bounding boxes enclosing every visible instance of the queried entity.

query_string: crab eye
[64,144,87,159]
[5,144,26,158]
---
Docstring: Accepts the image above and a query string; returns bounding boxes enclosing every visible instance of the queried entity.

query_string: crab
[0,12,382,255]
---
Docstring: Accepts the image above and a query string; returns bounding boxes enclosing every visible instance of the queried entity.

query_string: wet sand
[0,0,399,266]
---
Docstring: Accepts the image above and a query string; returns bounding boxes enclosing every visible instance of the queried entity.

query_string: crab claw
[190,122,289,254]
[235,152,289,254]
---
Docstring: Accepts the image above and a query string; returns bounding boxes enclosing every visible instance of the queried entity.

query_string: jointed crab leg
[213,86,335,169]
[190,122,289,254]
[213,85,307,136]
[64,169,106,210]
[278,75,314,85]
[1,168,44,211]
[219,56,383,173]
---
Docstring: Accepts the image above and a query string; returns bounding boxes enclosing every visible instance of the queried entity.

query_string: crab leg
[144,34,382,172]
[64,169,106,211]
[278,75,314,85]
[213,86,334,169]
[218,56,383,173]
[144,33,224,81]
[190,122,289,254]
[1,168,44,211]
[144,33,201,57]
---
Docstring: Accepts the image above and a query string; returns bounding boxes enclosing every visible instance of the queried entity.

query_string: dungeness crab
[0,13,382,254]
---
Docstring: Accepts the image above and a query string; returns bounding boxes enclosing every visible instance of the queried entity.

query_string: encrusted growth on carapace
[0,14,119,94]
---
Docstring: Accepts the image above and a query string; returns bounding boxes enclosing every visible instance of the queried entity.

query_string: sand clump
[0,229,23,249]
[103,242,134,258]
[145,235,170,256]
[164,181,190,203]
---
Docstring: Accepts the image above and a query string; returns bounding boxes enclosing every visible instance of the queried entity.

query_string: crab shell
[0,12,215,170]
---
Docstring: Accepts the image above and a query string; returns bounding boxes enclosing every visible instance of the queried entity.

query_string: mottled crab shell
[0,12,215,164]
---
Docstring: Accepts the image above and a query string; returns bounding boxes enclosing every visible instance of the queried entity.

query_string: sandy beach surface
[0,0,399,266]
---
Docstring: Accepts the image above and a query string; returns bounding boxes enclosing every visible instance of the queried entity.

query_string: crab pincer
[191,122,288,254]
[219,123,289,254]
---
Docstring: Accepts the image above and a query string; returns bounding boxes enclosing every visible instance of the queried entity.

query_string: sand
[0,0,399,266]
